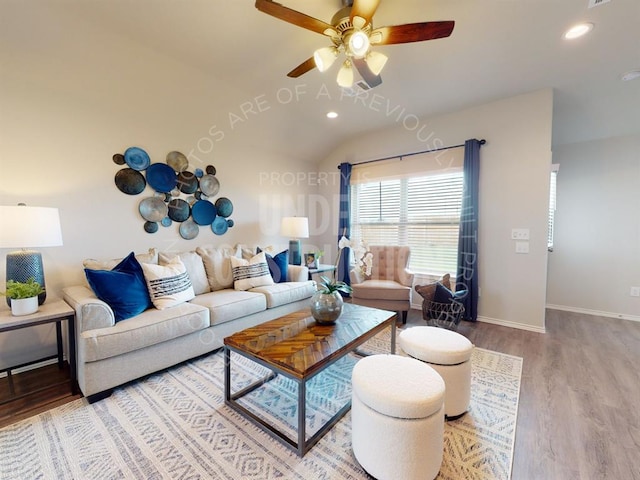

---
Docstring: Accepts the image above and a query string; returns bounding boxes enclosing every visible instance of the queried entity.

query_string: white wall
[316,89,554,332]
[0,5,317,367]
[547,134,640,320]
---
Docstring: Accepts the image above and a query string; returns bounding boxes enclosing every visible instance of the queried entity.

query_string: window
[350,171,464,274]
[548,164,559,251]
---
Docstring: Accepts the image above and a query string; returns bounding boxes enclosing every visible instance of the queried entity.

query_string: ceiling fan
[255,0,455,89]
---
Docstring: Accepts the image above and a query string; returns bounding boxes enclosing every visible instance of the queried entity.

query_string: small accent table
[307,263,336,281]
[0,299,77,403]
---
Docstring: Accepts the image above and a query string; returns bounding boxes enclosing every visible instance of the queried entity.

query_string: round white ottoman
[399,326,474,419]
[351,354,445,480]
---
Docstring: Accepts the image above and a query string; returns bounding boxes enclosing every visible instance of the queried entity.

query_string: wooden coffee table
[224,303,396,456]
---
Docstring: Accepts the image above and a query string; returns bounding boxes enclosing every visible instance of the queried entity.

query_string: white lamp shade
[314,46,338,72]
[0,206,63,248]
[337,61,354,88]
[280,217,309,238]
[366,51,388,76]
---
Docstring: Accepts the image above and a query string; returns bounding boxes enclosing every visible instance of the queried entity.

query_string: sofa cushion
[351,279,411,301]
[230,251,274,290]
[84,252,153,322]
[81,301,209,362]
[189,289,267,326]
[83,248,158,270]
[141,257,195,309]
[250,281,316,308]
[159,251,210,295]
[196,245,239,291]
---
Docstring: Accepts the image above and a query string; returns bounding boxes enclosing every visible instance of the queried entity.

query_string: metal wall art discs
[144,221,159,233]
[146,163,177,193]
[139,197,168,222]
[191,200,217,225]
[166,151,188,172]
[214,197,233,218]
[115,168,146,195]
[177,171,198,194]
[212,216,228,235]
[199,174,220,196]
[124,147,151,171]
[112,148,234,238]
[168,198,190,222]
[179,218,199,240]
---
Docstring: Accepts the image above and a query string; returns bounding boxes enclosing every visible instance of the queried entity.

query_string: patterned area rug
[0,327,522,480]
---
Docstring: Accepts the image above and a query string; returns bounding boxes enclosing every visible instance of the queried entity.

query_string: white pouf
[399,326,474,418]
[351,354,445,480]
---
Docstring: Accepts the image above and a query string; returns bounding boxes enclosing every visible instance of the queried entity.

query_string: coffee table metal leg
[224,347,231,402]
[391,321,396,354]
[298,380,306,456]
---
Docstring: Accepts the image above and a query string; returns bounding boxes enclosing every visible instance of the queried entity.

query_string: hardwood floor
[404,309,640,480]
[1,309,638,479]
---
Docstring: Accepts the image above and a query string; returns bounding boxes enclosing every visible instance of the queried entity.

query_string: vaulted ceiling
[7,0,640,162]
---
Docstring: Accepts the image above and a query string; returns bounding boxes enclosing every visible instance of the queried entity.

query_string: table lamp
[0,204,63,305]
[281,217,309,266]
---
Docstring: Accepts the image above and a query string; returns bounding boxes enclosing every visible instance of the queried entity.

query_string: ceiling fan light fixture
[314,46,339,72]
[366,51,388,76]
[337,60,354,88]
[348,30,370,58]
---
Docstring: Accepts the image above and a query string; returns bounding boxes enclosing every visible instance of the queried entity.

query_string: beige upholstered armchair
[350,245,414,324]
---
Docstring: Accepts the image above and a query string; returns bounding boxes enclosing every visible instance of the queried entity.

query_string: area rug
[0,327,522,480]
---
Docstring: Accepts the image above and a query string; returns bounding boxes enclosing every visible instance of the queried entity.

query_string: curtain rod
[338,139,486,168]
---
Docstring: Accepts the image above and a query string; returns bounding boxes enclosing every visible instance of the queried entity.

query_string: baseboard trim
[0,357,60,379]
[476,315,547,334]
[546,304,640,323]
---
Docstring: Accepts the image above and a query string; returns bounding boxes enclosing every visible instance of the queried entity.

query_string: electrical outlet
[511,228,530,240]
[631,287,640,297]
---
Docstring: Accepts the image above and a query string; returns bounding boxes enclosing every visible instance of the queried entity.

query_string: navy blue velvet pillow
[85,252,153,322]
[257,248,289,283]
[432,282,467,304]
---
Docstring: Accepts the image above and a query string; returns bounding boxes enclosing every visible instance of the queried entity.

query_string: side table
[308,264,337,281]
[0,299,77,403]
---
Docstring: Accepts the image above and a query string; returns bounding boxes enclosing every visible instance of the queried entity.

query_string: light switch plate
[515,241,530,254]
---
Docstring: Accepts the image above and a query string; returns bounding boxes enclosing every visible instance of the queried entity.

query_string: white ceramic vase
[10,296,39,316]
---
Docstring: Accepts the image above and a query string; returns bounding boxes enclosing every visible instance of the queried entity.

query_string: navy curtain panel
[456,139,481,321]
[337,162,352,285]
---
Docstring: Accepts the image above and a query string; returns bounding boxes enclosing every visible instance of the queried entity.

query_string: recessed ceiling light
[621,70,640,82]
[326,111,338,119]
[564,23,594,40]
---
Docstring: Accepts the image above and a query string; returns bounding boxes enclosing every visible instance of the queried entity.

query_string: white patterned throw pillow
[230,251,274,291]
[141,257,195,309]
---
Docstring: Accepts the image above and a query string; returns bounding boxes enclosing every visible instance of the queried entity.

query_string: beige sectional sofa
[63,245,316,402]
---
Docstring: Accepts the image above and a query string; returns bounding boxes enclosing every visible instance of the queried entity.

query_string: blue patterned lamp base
[6,250,47,306]
[289,239,301,266]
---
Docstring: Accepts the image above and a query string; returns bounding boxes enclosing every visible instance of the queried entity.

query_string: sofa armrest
[62,286,115,333]
[287,265,309,282]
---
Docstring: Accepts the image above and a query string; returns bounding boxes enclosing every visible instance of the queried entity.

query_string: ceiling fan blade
[370,21,455,45]
[255,0,335,36]
[350,0,381,29]
[353,58,382,88]
[287,57,317,78]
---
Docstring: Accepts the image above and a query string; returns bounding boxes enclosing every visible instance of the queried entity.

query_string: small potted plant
[310,275,352,325]
[1,278,44,316]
